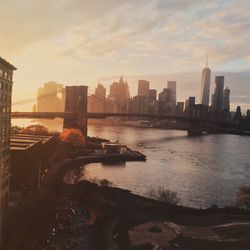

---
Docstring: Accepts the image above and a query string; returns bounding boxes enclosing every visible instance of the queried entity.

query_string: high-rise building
[149,89,157,103]
[167,81,177,102]
[108,76,130,112]
[176,102,184,114]
[212,76,224,111]
[224,87,230,112]
[138,80,150,97]
[200,60,211,106]
[0,57,16,246]
[95,83,106,98]
[94,83,106,113]
[158,88,174,113]
[234,106,242,121]
[130,95,149,114]
[37,82,65,112]
[185,97,195,113]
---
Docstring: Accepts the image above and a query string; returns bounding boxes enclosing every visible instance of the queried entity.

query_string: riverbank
[2,136,250,250]
[3,177,250,250]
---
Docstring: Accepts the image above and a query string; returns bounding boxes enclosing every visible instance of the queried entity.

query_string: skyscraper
[167,81,176,102]
[37,82,65,112]
[185,97,195,113]
[200,59,211,106]
[94,83,106,113]
[138,80,150,96]
[149,89,157,103]
[158,88,173,113]
[108,76,130,112]
[95,83,106,98]
[0,57,16,246]
[224,87,230,112]
[212,76,224,111]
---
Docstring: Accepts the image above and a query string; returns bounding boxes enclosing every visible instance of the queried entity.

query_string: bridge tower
[63,86,88,136]
[187,104,207,136]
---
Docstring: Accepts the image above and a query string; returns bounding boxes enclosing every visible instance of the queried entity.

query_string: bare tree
[236,186,250,210]
[147,186,180,205]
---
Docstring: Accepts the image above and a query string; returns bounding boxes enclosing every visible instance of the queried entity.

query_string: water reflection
[87,125,250,208]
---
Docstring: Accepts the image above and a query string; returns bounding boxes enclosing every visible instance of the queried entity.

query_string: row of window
[0,68,12,82]
[0,81,12,92]
[0,158,10,179]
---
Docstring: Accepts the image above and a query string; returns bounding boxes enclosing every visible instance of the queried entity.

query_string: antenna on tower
[206,54,208,68]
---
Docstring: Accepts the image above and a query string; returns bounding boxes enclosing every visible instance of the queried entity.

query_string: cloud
[1,0,250,109]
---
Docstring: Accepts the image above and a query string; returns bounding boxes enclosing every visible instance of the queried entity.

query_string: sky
[1,0,250,111]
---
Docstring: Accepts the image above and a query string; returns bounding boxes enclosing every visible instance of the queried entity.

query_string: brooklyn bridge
[11,85,234,136]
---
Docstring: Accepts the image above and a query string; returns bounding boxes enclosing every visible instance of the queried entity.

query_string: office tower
[0,57,16,246]
[108,76,130,112]
[138,80,150,96]
[224,87,230,112]
[167,81,177,102]
[158,88,173,113]
[37,82,65,112]
[149,89,157,103]
[185,97,195,113]
[95,83,106,98]
[234,106,242,120]
[130,95,149,114]
[212,76,224,111]
[94,83,106,113]
[200,59,211,106]
[176,102,184,114]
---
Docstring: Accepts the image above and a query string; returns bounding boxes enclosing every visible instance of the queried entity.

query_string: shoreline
[3,153,250,250]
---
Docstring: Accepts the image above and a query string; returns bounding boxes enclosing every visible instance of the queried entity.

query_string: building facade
[37,81,65,112]
[185,96,195,113]
[167,81,177,102]
[176,102,184,114]
[224,87,230,112]
[0,57,16,246]
[129,95,149,114]
[108,76,130,112]
[158,88,173,114]
[212,76,224,111]
[149,89,157,103]
[200,67,211,106]
[138,80,150,97]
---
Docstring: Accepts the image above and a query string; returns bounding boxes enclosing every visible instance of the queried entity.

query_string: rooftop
[0,57,17,70]
[11,134,54,151]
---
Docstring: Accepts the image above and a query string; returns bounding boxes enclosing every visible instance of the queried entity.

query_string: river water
[12,119,250,208]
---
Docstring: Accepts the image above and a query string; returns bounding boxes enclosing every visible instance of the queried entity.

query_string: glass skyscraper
[200,66,211,106]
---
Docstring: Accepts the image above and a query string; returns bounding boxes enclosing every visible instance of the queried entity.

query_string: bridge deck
[11,111,233,126]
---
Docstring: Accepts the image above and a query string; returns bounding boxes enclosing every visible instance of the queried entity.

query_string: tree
[59,128,85,147]
[147,186,180,205]
[98,179,112,187]
[236,186,250,210]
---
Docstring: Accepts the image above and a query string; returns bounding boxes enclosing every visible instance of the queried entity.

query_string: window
[0,69,3,77]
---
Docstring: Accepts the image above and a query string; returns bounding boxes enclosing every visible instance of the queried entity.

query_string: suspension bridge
[11,85,233,136]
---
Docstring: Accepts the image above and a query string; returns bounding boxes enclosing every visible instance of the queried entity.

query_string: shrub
[147,186,180,205]
[236,186,250,210]
[98,179,113,187]
[59,128,85,147]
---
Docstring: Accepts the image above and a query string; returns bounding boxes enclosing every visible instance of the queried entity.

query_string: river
[12,119,250,208]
